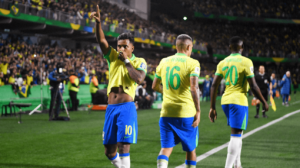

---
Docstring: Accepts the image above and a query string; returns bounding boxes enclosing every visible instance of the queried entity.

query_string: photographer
[48,63,66,120]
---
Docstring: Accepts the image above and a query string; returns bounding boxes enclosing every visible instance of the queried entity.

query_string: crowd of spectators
[9,0,300,58]
[152,11,300,58]
[7,0,178,44]
[179,0,300,19]
[0,34,110,91]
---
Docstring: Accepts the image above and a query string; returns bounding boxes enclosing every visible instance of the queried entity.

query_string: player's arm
[125,63,146,85]
[152,77,163,94]
[190,76,201,127]
[90,5,110,55]
[209,75,222,123]
[247,77,269,111]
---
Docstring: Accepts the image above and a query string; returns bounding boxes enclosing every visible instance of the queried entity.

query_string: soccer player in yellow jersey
[152,34,201,168]
[91,6,147,168]
[209,36,269,168]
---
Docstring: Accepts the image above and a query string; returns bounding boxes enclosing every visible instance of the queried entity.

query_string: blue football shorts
[221,104,248,130]
[102,102,138,145]
[159,117,199,152]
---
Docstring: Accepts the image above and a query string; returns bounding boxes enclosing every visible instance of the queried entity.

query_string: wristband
[96,20,100,23]
[124,59,130,64]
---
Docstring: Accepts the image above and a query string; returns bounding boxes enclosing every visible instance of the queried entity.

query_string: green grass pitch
[0,94,299,168]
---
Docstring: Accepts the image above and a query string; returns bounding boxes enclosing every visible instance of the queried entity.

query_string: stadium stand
[0,0,300,113]
[178,0,300,19]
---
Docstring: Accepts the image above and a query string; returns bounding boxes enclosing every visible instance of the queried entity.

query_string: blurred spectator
[280,71,291,106]
[202,75,211,101]
[135,81,154,109]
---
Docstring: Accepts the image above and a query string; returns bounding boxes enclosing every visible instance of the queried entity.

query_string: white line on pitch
[175,109,300,168]
[291,100,300,105]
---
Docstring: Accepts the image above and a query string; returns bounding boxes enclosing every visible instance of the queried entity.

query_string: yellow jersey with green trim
[155,53,200,118]
[215,53,254,106]
[104,46,147,100]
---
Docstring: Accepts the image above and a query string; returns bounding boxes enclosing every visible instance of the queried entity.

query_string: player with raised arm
[209,36,269,168]
[90,5,147,168]
[152,34,201,168]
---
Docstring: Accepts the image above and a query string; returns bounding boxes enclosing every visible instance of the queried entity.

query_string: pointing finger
[97,5,100,14]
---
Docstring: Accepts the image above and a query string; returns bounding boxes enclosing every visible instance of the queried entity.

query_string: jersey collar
[175,53,187,57]
[230,53,241,56]
[130,53,136,61]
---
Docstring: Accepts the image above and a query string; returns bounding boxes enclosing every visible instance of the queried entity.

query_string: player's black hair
[176,34,193,42]
[117,33,134,45]
[229,36,243,45]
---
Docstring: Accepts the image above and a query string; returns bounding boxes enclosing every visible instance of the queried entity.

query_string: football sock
[256,104,260,115]
[108,152,121,168]
[234,133,243,168]
[120,153,130,168]
[157,155,169,168]
[185,160,196,168]
[225,134,242,168]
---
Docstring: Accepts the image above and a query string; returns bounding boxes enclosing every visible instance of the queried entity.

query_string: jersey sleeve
[135,58,147,74]
[215,61,223,78]
[245,59,254,78]
[189,60,200,77]
[155,60,163,80]
[103,46,118,62]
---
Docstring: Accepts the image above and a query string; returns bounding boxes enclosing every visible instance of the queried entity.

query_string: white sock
[225,135,242,168]
[234,133,243,168]
[108,153,121,168]
[157,155,169,168]
[120,153,130,168]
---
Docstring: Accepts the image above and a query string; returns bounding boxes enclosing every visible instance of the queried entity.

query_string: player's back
[155,53,200,118]
[215,53,254,106]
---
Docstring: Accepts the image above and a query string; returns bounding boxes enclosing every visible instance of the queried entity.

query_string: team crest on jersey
[195,67,200,73]
[250,67,253,73]
[140,62,146,69]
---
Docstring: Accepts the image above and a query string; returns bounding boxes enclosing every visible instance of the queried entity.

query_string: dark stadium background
[0,0,299,167]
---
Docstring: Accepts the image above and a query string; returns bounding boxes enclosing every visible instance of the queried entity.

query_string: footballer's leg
[185,149,197,168]
[105,144,121,167]
[225,128,243,168]
[118,143,131,168]
[157,148,173,168]
[157,117,176,168]
[225,104,248,168]
[234,131,243,168]
[116,102,138,168]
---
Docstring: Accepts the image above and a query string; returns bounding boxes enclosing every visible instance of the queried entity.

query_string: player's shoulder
[133,56,146,63]
[186,56,199,63]
[240,55,252,63]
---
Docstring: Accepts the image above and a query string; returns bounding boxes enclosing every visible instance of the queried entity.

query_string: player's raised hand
[192,111,200,128]
[90,5,101,23]
[118,52,128,61]
[209,108,217,123]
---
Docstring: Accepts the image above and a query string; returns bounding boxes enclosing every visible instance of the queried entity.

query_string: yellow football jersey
[155,53,200,118]
[104,46,147,100]
[215,53,254,106]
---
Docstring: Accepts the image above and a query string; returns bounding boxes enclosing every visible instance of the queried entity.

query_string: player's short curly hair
[229,36,243,45]
[176,34,193,42]
[117,33,134,45]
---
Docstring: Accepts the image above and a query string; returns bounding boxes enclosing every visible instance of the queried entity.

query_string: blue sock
[157,155,169,167]
[231,134,242,137]
[107,152,118,160]
[185,160,196,167]
[119,153,130,158]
